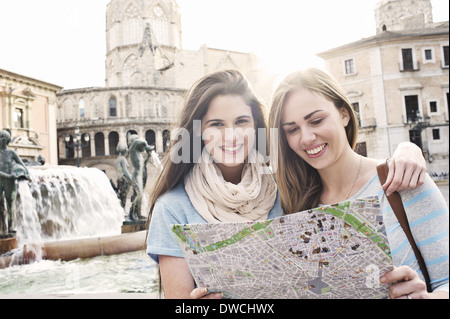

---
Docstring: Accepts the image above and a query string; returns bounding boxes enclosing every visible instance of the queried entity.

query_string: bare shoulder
[362,157,379,171]
[360,157,380,182]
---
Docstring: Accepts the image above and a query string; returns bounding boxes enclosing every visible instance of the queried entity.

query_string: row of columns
[59,125,170,159]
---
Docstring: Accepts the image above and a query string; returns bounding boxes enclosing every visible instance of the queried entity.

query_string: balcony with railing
[399,61,420,72]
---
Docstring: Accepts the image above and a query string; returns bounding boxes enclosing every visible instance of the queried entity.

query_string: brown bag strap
[377,159,432,292]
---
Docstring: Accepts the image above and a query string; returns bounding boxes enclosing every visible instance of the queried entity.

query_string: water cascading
[150,151,162,172]
[12,166,124,261]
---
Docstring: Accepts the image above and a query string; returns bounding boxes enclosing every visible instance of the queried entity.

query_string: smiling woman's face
[201,94,255,169]
[281,88,350,171]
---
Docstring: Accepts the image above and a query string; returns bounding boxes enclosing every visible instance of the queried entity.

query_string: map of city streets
[171,197,394,299]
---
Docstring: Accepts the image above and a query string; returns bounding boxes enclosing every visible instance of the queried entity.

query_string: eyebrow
[282,110,323,127]
[204,115,252,125]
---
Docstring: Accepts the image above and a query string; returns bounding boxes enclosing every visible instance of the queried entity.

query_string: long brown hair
[146,69,268,297]
[147,69,268,220]
[268,68,359,214]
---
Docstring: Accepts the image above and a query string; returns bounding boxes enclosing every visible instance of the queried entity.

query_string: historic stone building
[56,0,274,182]
[317,0,449,175]
[1,68,62,165]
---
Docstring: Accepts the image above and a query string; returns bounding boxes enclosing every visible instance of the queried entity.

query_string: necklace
[346,155,362,199]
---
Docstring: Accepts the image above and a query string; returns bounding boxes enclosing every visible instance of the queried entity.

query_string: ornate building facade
[56,0,274,181]
[317,0,449,175]
[1,68,62,165]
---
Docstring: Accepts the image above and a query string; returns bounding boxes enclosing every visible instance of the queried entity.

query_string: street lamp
[65,126,89,167]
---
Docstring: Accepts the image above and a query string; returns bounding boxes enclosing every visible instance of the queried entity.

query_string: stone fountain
[115,132,162,233]
[0,129,159,269]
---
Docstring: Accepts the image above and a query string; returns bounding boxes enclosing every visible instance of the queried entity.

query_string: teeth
[222,145,241,152]
[306,144,325,155]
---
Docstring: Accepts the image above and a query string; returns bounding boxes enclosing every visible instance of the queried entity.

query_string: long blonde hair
[268,68,359,214]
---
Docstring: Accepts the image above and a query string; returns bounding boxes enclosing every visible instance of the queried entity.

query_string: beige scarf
[184,149,277,223]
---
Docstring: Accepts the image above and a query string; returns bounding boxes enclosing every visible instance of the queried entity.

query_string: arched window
[109,97,117,117]
[145,130,155,148]
[150,5,169,46]
[95,132,105,156]
[109,131,119,155]
[122,3,142,45]
[79,98,85,118]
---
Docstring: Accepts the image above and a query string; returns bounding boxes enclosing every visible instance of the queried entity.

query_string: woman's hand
[383,142,427,196]
[381,266,448,299]
[381,266,429,299]
[190,287,223,299]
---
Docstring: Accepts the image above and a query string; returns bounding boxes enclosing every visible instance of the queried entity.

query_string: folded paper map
[171,197,393,299]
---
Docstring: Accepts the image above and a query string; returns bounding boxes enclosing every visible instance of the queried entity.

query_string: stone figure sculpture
[0,130,30,235]
[115,142,133,210]
[126,133,153,220]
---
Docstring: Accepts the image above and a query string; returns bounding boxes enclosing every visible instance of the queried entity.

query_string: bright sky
[0,0,448,90]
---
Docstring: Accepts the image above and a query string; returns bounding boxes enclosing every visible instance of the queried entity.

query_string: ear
[340,107,351,127]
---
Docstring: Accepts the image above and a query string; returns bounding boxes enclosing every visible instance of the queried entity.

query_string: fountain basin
[1,230,146,269]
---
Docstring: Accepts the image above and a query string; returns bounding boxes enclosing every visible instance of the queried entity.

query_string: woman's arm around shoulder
[383,142,427,196]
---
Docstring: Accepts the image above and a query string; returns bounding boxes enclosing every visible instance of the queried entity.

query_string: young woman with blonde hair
[268,68,448,299]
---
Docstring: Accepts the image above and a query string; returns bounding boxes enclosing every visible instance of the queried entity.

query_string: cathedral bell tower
[375,0,433,34]
[105,0,182,87]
